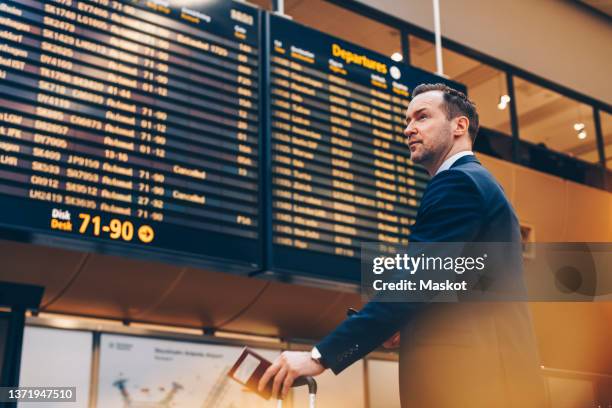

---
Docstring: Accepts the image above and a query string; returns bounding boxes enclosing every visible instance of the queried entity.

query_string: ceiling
[0,240,362,340]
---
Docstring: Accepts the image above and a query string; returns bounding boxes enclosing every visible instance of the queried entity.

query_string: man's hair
[412,83,479,142]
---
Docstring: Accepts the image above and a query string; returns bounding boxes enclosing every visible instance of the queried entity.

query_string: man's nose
[404,123,417,140]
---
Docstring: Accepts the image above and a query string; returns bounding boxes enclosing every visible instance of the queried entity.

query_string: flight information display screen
[266,14,464,281]
[0,0,261,268]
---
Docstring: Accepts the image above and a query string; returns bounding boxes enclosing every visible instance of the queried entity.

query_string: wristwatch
[311,346,327,368]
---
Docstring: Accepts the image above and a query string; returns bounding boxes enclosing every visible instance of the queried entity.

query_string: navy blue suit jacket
[315,154,525,373]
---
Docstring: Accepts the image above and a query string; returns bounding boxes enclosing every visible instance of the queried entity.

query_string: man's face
[404,91,453,167]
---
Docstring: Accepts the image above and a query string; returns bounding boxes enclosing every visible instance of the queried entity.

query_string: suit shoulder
[424,169,484,206]
[430,167,480,191]
[450,162,509,205]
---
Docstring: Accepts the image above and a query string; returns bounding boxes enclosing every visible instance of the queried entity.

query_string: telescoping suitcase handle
[278,308,355,406]
[277,376,317,408]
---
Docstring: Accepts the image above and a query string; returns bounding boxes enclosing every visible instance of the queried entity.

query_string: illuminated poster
[18,326,92,408]
[97,334,279,408]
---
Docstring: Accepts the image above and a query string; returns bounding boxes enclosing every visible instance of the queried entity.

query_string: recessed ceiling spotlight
[497,95,510,110]
[578,130,587,140]
[391,52,403,62]
[573,122,585,132]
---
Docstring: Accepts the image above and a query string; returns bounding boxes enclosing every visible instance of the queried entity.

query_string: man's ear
[453,116,469,138]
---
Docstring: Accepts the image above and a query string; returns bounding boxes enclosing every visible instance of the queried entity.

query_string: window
[600,110,612,169]
[514,77,599,164]
[408,36,511,135]
[285,0,402,57]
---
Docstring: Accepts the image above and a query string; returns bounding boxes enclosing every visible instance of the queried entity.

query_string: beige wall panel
[293,359,365,408]
[529,302,612,375]
[367,359,401,408]
[546,376,595,408]
[478,154,516,204]
[606,182,611,217]
[513,166,567,241]
[564,181,612,241]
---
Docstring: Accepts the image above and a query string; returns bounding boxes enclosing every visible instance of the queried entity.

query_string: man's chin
[410,153,423,163]
[409,145,426,163]
[410,152,433,169]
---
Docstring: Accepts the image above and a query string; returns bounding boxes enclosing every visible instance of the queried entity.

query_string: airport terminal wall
[3,152,611,407]
[0,0,610,405]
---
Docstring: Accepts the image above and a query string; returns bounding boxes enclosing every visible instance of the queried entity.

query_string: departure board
[0,0,261,269]
[266,15,465,281]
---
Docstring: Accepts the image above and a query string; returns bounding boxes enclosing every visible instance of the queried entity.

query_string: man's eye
[418,115,427,121]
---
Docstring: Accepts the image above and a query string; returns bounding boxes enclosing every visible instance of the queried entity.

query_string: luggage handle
[276,376,317,408]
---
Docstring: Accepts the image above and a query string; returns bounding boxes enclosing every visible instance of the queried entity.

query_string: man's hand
[258,351,325,400]
[382,331,400,349]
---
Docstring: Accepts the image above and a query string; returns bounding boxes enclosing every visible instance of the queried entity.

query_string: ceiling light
[573,122,585,132]
[391,52,403,62]
[578,130,587,140]
[497,95,510,110]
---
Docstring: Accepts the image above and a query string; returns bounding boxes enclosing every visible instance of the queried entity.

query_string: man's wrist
[310,346,327,369]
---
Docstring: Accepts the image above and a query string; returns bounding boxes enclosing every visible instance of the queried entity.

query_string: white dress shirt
[434,150,474,176]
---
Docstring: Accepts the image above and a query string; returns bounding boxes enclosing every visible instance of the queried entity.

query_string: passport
[227,347,274,400]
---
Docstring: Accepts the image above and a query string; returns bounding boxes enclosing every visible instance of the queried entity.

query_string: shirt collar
[434,151,474,176]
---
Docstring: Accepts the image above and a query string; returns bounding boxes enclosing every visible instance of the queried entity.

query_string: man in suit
[259,83,546,407]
